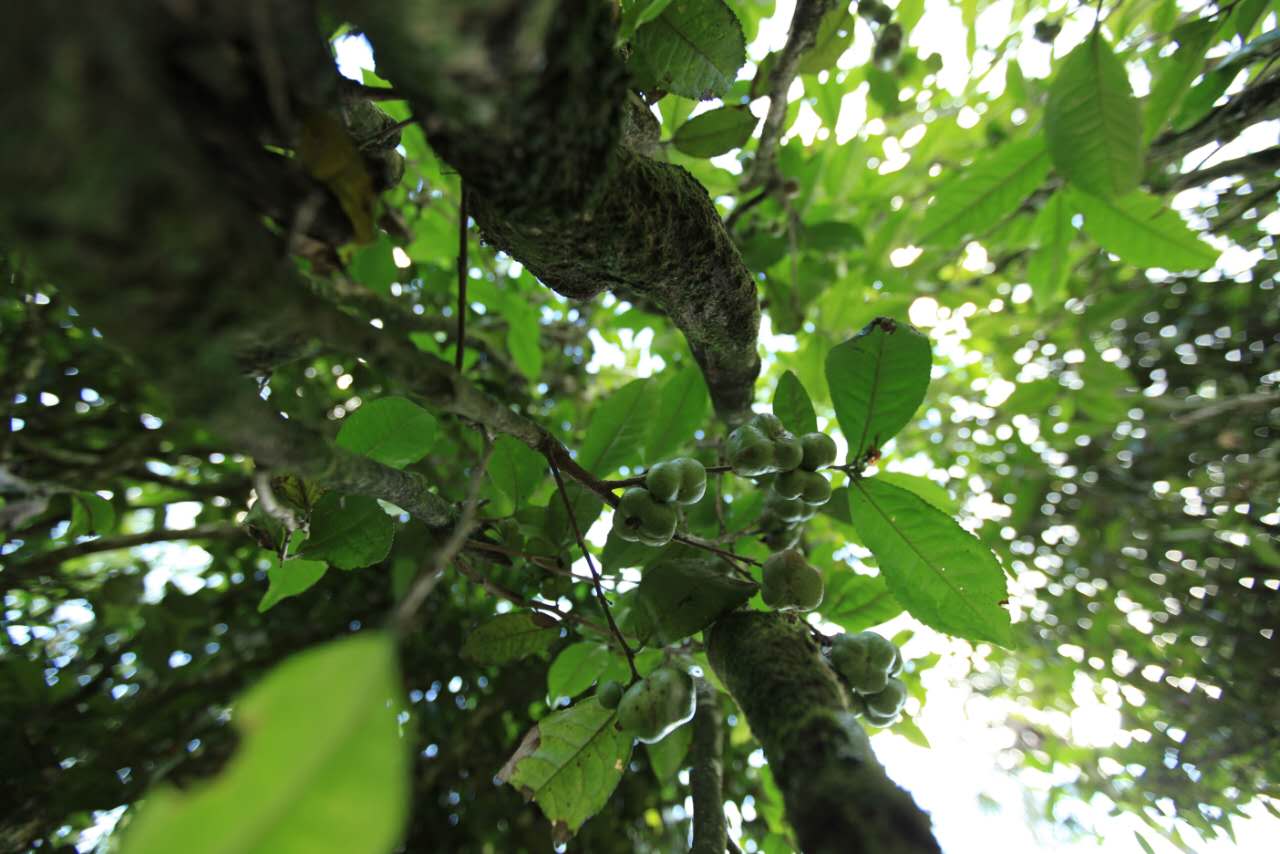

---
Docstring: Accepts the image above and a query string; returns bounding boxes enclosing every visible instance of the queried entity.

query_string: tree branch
[1170,145,1280,191]
[1150,75,1280,166]
[8,524,245,581]
[690,678,728,854]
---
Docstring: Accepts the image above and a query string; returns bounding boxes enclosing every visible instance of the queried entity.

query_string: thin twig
[673,533,761,568]
[455,180,468,373]
[9,524,245,580]
[252,471,303,535]
[723,187,771,232]
[548,456,639,680]
[365,115,416,148]
[454,555,614,640]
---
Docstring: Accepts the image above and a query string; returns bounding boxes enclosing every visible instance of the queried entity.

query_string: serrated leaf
[1045,32,1143,197]
[821,572,902,632]
[671,105,758,157]
[1066,186,1218,270]
[68,492,115,538]
[825,318,932,466]
[629,0,746,100]
[336,396,438,470]
[547,643,613,702]
[258,555,329,613]
[772,370,818,436]
[488,436,547,510]
[498,699,632,838]
[917,137,1051,245]
[1026,190,1074,306]
[645,721,693,781]
[119,633,408,854]
[298,493,394,570]
[579,378,653,476]
[645,365,710,462]
[631,557,757,645]
[797,7,855,74]
[462,611,560,665]
[849,478,1013,646]
[1143,17,1218,143]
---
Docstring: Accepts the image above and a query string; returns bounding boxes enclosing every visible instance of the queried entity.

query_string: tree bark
[707,611,941,854]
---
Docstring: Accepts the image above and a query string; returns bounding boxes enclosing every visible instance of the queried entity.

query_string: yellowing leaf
[299,110,377,244]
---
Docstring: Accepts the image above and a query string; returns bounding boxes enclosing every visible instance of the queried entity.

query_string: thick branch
[707,611,940,854]
[1150,75,1280,166]
[1170,145,1280,191]
[7,525,244,583]
[690,679,728,854]
[743,0,835,191]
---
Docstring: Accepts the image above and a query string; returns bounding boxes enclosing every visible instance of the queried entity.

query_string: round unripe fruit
[829,631,898,694]
[726,424,774,477]
[800,433,838,470]
[761,549,824,611]
[862,706,900,728]
[773,469,807,500]
[749,412,786,439]
[799,471,832,506]
[862,677,907,719]
[597,680,625,710]
[616,667,696,743]
[772,435,804,472]
[672,457,707,504]
[766,492,808,523]
[644,461,682,503]
[614,487,678,546]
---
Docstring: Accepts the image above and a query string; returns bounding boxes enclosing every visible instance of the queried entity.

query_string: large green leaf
[348,234,399,296]
[547,642,613,702]
[1045,32,1143,197]
[1067,186,1218,270]
[644,365,710,462]
[629,0,746,100]
[630,558,757,645]
[578,378,653,476]
[498,699,633,840]
[119,632,409,854]
[488,435,547,510]
[68,492,115,538]
[258,555,329,613]
[298,493,394,570]
[645,721,693,781]
[336,396,438,470]
[849,478,1013,646]
[1026,190,1074,306]
[821,572,903,633]
[504,297,544,382]
[1143,17,1218,143]
[462,611,561,665]
[772,369,818,436]
[671,106,758,157]
[873,472,958,514]
[825,318,932,466]
[917,137,1051,245]
[600,528,666,573]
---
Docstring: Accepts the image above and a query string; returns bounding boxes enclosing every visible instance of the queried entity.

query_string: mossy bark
[707,611,941,854]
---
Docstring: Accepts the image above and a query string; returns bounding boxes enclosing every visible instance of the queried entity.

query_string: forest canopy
[1,0,1277,852]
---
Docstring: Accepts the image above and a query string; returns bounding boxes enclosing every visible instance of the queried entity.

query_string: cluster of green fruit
[826,631,908,727]
[596,666,695,743]
[761,549,824,611]
[612,457,707,547]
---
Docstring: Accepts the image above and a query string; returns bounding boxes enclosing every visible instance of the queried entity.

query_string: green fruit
[773,468,807,500]
[597,680,625,710]
[673,457,706,504]
[771,434,803,472]
[799,471,832,506]
[800,433,837,470]
[645,461,682,503]
[829,631,897,694]
[762,524,801,551]
[862,706,900,728]
[766,491,807,523]
[726,424,774,477]
[616,666,696,743]
[614,487,678,545]
[761,549,824,611]
[863,677,907,718]
[749,412,786,439]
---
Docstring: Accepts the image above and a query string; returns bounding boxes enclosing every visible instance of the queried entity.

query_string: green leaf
[629,0,746,100]
[504,298,544,382]
[1026,190,1074,306]
[544,483,604,549]
[825,318,932,466]
[1044,32,1143,197]
[671,105,758,157]
[298,493,394,570]
[119,632,408,854]
[645,721,693,781]
[772,370,818,436]
[349,234,400,295]
[336,396,438,469]
[462,611,561,665]
[917,137,1051,245]
[618,0,678,42]
[630,558,757,645]
[1143,17,1218,143]
[645,365,710,462]
[258,555,329,613]
[601,528,665,573]
[896,713,931,748]
[547,642,613,702]
[821,572,902,632]
[68,492,115,538]
[579,378,653,476]
[801,220,865,253]
[497,699,633,839]
[797,7,855,74]
[873,472,958,514]
[1066,186,1218,270]
[488,436,547,510]
[849,478,1013,646]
